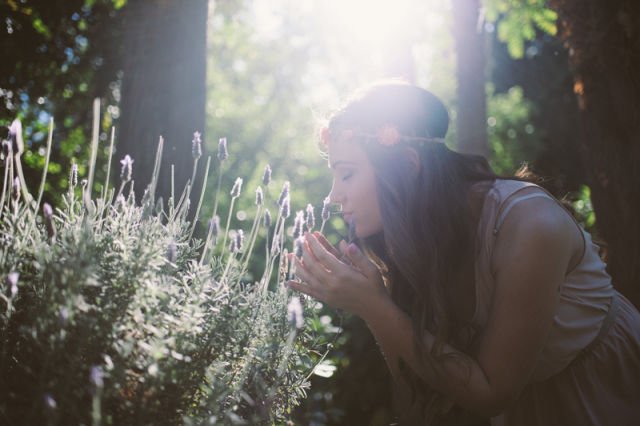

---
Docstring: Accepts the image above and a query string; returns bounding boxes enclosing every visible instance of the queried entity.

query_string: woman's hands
[286,231,389,318]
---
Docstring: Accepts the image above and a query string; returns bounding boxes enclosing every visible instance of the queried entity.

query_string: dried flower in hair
[11,177,20,201]
[287,296,304,329]
[278,181,290,207]
[321,196,330,222]
[280,195,290,219]
[264,209,272,228]
[120,155,134,181]
[230,177,243,198]
[377,125,401,146]
[217,137,228,161]
[7,272,19,298]
[305,203,315,231]
[255,186,263,206]
[262,164,272,186]
[167,240,177,263]
[192,131,202,160]
[293,210,304,239]
[320,127,329,146]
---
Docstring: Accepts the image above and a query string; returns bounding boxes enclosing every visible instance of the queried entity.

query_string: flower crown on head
[320,125,445,147]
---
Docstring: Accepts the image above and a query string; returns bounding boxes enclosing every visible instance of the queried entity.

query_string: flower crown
[320,125,445,147]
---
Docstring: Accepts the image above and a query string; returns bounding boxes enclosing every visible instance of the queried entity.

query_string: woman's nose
[328,181,343,204]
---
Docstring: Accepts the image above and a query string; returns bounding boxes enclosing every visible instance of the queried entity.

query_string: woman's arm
[289,197,580,417]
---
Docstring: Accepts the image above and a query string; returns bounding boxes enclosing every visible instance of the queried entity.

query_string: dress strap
[493,192,555,235]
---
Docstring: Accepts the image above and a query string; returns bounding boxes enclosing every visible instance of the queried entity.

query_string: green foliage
[0,119,331,425]
[484,0,557,58]
[486,84,541,174]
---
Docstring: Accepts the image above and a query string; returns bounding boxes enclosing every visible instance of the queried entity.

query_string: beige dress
[471,180,640,426]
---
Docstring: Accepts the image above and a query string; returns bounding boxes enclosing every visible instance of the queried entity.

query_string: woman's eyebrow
[329,160,357,169]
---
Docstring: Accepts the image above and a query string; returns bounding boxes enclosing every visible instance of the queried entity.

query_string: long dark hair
[326,81,499,423]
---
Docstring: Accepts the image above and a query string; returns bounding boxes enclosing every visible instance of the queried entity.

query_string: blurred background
[2,0,638,424]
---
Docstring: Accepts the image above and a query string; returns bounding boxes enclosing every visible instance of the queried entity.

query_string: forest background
[2,0,638,424]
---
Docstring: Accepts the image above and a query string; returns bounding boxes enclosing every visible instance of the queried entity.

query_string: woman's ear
[404,147,421,179]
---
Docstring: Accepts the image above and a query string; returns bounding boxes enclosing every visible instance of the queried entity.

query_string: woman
[287,82,640,425]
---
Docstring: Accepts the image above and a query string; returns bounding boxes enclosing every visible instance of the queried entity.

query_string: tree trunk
[452,0,489,157]
[550,0,640,307]
[117,0,207,205]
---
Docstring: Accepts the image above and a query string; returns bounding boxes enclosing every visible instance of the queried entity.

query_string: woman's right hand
[287,232,389,318]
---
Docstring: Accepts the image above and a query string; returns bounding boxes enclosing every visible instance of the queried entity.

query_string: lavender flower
[192,131,202,160]
[235,229,244,252]
[44,393,57,410]
[305,203,315,231]
[217,137,228,161]
[230,177,243,198]
[167,240,177,263]
[1,139,10,158]
[280,194,290,219]
[209,215,220,243]
[229,238,238,254]
[262,164,272,186]
[277,181,290,207]
[70,163,78,187]
[293,210,304,239]
[264,209,272,228]
[59,306,69,326]
[11,177,20,201]
[321,196,331,222]
[120,155,134,181]
[287,296,304,329]
[255,186,263,206]
[43,203,56,241]
[294,236,305,258]
[7,272,18,298]
[8,119,22,154]
[90,366,104,389]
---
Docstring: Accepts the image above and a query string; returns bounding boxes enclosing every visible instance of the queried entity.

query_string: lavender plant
[0,113,336,425]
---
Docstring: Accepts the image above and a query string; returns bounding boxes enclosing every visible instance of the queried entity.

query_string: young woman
[287,82,640,425]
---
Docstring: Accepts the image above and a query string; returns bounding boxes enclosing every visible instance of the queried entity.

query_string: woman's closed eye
[341,171,354,181]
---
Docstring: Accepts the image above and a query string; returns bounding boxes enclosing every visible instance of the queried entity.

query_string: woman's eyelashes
[342,172,353,182]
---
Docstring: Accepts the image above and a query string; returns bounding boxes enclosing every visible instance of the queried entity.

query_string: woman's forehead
[327,141,365,168]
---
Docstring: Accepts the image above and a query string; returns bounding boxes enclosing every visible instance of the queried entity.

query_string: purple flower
[280,195,290,219]
[262,164,272,186]
[235,229,244,252]
[90,366,104,389]
[167,240,177,263]
[120,155,134,181]
[230,177,243,198]
[255,186,263,206]
[44,393,57,410]
[192,131,202,160]
[43,203,56,241]
[305,203,315,231]
[287,296,303,329]
[70,163,78,187]
[12,177,20,201]
[277,181,290,207]
[294,236,304,258]
[293,210,304,239]
[209,215,220,242]
[217,137,228,161]
[7,272,18,297]
[264,209,272,228]
[321,196,330,222]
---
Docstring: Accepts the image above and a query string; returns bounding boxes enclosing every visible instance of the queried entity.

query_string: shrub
[0,118,330,425]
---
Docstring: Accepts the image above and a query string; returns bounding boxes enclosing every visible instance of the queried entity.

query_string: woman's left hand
[287,232,389,318]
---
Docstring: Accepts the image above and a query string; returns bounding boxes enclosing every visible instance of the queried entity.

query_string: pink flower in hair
[377,125,401,146]
[320,127,329,146]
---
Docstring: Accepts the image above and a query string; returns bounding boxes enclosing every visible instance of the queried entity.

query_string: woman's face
[328,140,383,239]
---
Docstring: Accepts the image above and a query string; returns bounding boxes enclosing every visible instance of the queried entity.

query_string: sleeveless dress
[470,179,640,426]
